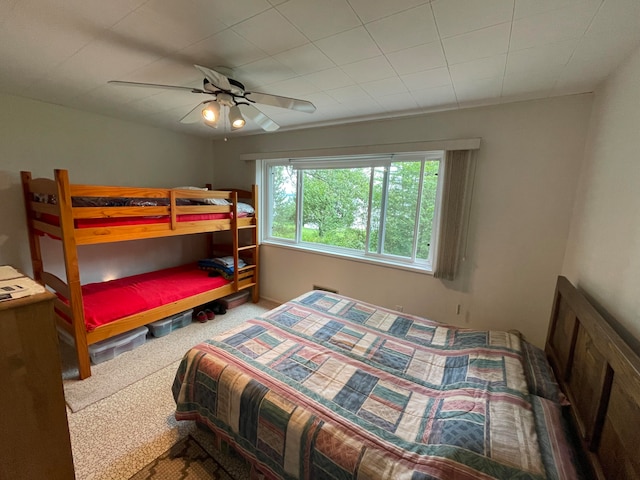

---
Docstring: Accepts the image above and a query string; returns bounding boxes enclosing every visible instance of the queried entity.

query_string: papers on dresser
[0,266,46,302]
[0,266,22,281]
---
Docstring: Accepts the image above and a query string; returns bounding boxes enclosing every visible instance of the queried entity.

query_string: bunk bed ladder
[229,187,259,302]
[248,185,259,302]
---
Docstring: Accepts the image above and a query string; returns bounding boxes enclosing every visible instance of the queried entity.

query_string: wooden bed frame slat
[174,205,232,214]
[69,184,173,198]
[21,169,259,379]
[546,276,640,479]
[41,272,70,299]
[72,219,241,244]
[72,205,171,219]
[30,200,59,216]
[31,220,62,240]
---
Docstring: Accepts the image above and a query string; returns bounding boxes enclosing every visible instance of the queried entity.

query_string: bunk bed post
[55,169,92,379]
[204,183,214,258]
[20,171,45,283]
[231,191,239,292]
[251,184,259,303]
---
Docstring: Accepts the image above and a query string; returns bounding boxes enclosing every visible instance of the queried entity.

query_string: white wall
[212,95,593,347]
[562,44,640,346]
[0,94,213,284]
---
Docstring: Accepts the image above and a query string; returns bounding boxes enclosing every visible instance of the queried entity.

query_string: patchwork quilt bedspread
[173,291,546,479]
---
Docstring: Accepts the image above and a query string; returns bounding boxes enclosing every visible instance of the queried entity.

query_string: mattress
[173,291,553,479]
[58,264,228,330]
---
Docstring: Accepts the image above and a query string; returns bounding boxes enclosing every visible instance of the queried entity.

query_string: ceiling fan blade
[194,65,232,92]
[108,80,208,94]
[238,104,280,132]
[179,102,209,124]
[245,91,316,113]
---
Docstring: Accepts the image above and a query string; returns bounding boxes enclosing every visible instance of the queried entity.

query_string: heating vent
[313,285,338,294]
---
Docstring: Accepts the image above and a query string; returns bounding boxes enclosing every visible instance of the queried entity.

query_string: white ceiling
[1,0,639,138]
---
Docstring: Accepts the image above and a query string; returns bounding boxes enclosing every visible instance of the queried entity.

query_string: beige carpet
[60,300,277,412]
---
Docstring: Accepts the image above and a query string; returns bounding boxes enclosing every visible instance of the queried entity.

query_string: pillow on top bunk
[183,197,253,211]
[201,198,231,206]
[237,202,254,214]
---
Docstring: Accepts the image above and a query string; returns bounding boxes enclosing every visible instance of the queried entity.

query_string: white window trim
[262,242,436,276]
[257,152,445,274]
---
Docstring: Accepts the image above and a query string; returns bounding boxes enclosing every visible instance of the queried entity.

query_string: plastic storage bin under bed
[58,326,148,365]
[220,290,250,309]
[146,309,193,338]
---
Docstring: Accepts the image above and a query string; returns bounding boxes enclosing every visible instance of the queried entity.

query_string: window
[263,152,444,272]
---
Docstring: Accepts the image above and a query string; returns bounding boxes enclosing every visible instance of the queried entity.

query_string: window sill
[262,240,434,276]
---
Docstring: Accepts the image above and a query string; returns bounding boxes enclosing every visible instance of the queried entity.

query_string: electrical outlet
[456,304,461,315]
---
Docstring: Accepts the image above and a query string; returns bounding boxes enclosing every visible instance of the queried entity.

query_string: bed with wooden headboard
[171,275,637,479]
[546,276,640,479]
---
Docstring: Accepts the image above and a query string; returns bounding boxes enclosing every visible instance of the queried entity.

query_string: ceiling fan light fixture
[229,105,245,130]
[202,101,220,127]
[110,65,314,133]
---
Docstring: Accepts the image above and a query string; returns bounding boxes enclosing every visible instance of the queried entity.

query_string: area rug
[128,435,234,480]
[60,300,277,412]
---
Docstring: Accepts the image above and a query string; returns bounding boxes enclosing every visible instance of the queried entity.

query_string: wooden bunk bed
[21,169,259,380]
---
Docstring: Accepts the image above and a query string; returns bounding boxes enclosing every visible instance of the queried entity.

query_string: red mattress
[61,264,229,331]
[75,211,250,227]
[41,212,247,229]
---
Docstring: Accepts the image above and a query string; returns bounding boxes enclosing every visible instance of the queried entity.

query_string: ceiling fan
[108,64,316,132]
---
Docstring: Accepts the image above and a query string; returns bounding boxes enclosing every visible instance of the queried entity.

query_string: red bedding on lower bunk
[62,264,229,331]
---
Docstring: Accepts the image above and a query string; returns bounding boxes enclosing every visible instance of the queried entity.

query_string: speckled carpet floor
[60,300,277,412]
[63,300,277,479]
[128,435,233,480]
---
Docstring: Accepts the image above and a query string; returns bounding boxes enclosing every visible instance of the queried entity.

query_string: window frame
[259,151,446,274]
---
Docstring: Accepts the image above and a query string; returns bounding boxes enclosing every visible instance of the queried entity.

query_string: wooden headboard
[545,276,640,479]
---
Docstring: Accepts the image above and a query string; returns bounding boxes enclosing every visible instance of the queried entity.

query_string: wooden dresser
[0,289,75,479]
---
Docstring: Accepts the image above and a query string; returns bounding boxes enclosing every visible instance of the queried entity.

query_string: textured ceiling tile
[277,0,362,41]
[366,5,438,53]
[432,0,514,38]
[348,0,427,24]
[442,23,511,65]
[273,44,335,75]
[315,27,383,65]
[232,9,309,56]
[386,42,447,75]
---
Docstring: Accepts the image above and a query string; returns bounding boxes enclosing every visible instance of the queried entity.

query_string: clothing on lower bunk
[198,257,246,280]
